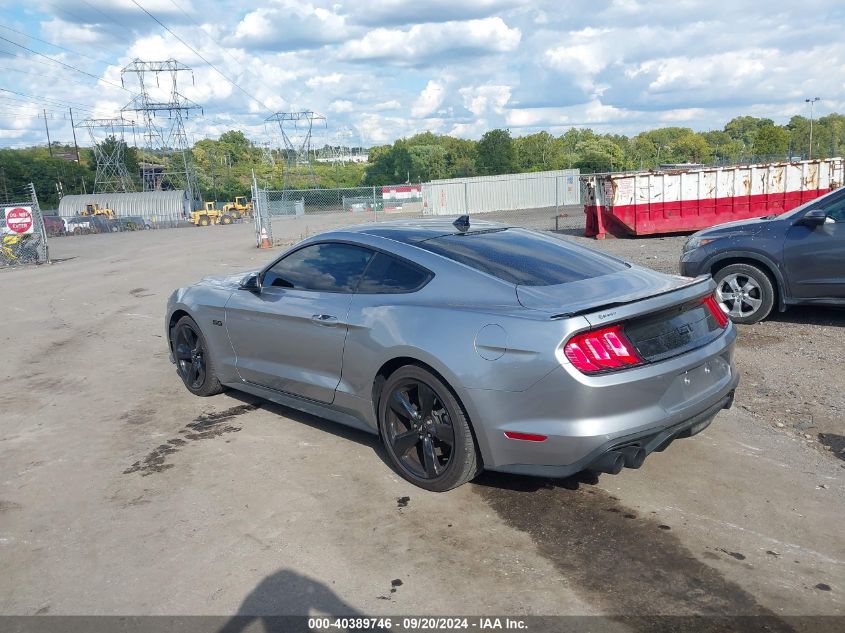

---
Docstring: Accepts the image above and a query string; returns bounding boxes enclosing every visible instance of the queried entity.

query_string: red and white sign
[4,206,34,234]
[382,184,422,201]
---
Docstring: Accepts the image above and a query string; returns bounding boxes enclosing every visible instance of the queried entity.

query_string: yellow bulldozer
[81,203,116,219]
[191,202,235,227]
[222,196,253,219]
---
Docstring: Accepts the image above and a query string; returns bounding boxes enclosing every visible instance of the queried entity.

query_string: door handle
[311,314,339,326]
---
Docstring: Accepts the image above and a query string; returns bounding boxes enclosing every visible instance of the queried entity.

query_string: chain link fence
[1,183,50,267]
[252,171,585,247]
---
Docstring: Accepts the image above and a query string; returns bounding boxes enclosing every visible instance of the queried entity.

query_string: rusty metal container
[581,158,844,238]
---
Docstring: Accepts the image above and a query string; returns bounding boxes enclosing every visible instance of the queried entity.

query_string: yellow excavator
[191,202,234,227]
[81,203,116,218]
[222,196,253,219]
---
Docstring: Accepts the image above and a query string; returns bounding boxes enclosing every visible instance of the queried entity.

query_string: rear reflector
[563,324,644,374]
[702,293,730,328]
[504,431,548,442]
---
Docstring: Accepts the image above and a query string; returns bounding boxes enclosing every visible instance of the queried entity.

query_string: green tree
[409,145,447,181]
[670,132,713,164]
[514,132,562,172]
[724,116,775,147]
[440,136,477,177]
[476,129,515,175]
[363,142,412,185]
[574,138,624,172]
[751,125,788,158]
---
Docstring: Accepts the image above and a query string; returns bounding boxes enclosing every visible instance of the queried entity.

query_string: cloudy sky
[1,0,843,149]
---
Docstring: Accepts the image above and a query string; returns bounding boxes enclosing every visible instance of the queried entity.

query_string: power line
[0,52,135,97]
[75,0,133,32]
[0,97,94,119]
[0,35,131,94]
[167,0,269,94]
[0,23,115,68]
[131,0,272,111]
[0,87,97,111]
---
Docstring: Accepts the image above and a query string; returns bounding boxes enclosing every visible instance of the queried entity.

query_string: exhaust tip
[620,446,646,469]
[589,451,625,475]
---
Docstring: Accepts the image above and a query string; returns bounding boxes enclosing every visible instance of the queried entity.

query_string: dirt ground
[0,219,843,628]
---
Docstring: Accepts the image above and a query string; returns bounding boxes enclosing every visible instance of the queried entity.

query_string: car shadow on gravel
[223,391,394,471]
[470,470,802,632]
[818,433,845,461]
[766,305,845,327]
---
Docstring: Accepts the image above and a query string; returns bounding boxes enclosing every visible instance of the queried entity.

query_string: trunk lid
[518,268,723,364]
[516,267,700,317]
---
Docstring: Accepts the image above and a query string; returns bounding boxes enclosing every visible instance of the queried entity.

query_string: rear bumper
[465,326,738,477]
[488,390,734,478]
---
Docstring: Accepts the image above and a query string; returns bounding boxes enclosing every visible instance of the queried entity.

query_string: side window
[357,252,432,294]
[823,195,845,222]
[262,243,374,293]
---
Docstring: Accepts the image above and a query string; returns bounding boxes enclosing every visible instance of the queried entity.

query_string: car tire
[714,263,775,324]
[170,315,224,396]
[378,365,481,492]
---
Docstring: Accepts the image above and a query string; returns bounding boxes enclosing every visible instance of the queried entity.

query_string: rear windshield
[415,228,628,286]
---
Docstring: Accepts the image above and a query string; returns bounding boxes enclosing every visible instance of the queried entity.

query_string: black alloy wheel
[174,322,206,390]
[171,316,223,396]
[385,379,455,480]
[379,366,480,491]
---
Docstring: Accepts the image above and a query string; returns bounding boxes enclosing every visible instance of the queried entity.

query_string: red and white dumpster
[581,158,844,238]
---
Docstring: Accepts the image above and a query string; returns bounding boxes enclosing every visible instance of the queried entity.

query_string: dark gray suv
[680,187,845,324]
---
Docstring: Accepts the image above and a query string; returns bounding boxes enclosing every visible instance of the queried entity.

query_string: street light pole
[805,97,820,160]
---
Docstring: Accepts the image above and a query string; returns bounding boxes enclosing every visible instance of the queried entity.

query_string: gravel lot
[0,216,842,627]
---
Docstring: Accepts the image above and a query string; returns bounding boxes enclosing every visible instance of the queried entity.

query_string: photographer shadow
[218,569,374,633]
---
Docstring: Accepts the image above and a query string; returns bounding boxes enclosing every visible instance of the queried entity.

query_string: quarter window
[357,252,432,294]
[262,243,374,293]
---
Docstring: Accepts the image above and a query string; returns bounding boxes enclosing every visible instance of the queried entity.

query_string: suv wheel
[714,263,774,324]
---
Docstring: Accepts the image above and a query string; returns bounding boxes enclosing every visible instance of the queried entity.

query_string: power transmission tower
[120,59,203,206]
[259,141,276,167]
[266,111,326,188]
[75,117,136,193]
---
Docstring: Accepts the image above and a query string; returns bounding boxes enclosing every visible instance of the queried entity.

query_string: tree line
[362,114,845,185]
[2,114,843,209]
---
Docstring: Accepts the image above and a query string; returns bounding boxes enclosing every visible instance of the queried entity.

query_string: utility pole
[43,109,53,157]
[0,167,8,202]
[805,97,820,160]
[69,108,81,163]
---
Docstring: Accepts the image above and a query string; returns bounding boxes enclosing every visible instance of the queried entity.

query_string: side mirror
[240,273,261,293]
[796,208,828,227]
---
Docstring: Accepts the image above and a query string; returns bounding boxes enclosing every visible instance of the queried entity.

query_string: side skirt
[222,380,378,435]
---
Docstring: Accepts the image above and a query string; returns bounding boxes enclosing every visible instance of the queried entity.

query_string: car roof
[334,217,512,244]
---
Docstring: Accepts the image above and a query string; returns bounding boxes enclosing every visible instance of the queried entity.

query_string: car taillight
[702,293,729,328]
[562,324,644,374]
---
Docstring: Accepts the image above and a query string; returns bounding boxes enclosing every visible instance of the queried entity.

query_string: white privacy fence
[421,170,580,216]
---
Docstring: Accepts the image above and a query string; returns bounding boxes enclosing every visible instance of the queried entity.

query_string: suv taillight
[702,293,729,328]
[563,324,644,374]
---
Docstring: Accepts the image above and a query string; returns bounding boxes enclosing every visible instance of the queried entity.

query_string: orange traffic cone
[259,227,271,249]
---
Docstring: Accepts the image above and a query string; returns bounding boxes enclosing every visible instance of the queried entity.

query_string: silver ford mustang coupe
[166,218,738,491]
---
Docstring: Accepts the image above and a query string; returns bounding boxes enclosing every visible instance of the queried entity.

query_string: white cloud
[460,84,511,116]
[306,74,344,89]
[411,81,446,118]
[329,99,354,113]
[373,100,402,111]
[234,1,349,51]
[339,17,521,64]
[3,0,845,148]
[40,19,101,45]
[348,0,524,26]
